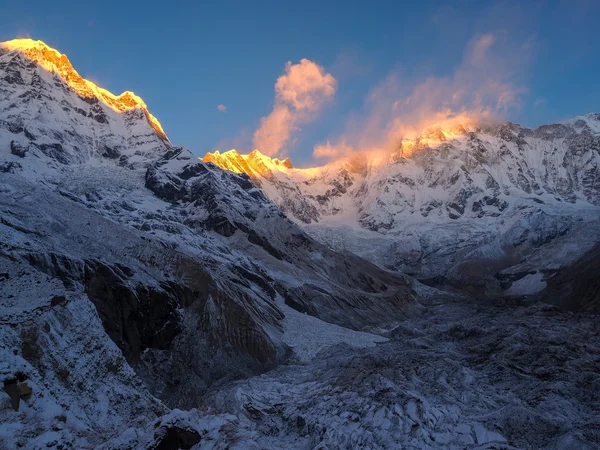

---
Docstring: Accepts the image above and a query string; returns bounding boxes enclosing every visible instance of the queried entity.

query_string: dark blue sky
[2,0,599,164]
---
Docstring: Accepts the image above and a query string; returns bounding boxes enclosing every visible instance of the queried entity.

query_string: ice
[280,304,387,362]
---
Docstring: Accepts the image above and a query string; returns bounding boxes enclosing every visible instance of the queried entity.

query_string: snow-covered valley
[1,39,599,449]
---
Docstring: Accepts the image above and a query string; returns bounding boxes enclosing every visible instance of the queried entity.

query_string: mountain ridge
[0,38,167,141]
[203,115,600,295]
[203,113,600,222]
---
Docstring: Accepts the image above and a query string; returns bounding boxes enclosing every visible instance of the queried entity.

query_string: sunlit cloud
[217,104,227,112]
[312,32,532,162]
[253,58,337,157]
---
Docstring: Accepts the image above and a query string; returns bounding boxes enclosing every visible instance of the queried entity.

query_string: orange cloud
[253,59,337,157]
[312,32,531,162]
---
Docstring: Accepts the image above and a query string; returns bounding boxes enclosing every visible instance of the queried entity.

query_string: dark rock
[24,251,85,288]
[0,161,22,173]
[10,140,27,157]
[3,380,32,411]
[178,162,209,180]
[538,242,600,312]
[1,120,24,134]
[33,143,69,165]
[3,66,25,85]
[84,260,182,362]
[101,145,120,159]
[153,426,201,450]
[50,295,68,307]
[23,127,36,141]
[145,167,187,202]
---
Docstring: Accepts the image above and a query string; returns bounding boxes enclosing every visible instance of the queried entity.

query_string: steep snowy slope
[204,117,600,295]
[0,39,169,172]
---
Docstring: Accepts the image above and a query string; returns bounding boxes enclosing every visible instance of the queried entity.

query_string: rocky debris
[202,301,600,449]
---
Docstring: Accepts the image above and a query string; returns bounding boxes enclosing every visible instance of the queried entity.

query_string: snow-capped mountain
[203,118,600,296]
[0,37,414,324]
[0,39,169,170]
[2,38,599,449]
[0,39,417,447]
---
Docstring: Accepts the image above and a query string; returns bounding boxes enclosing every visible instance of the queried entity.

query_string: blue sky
[2,0,599,165]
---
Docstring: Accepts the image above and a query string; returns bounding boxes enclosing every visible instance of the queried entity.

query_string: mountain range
[1,39,599,449]
[204,115,600,297]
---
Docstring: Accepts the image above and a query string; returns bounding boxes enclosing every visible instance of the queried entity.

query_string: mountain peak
[248,149,266,159]
[0,38,168,141]
[202,149,294,179]
[1,38,54,53]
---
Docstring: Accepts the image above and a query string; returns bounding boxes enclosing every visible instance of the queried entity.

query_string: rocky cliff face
[145,147,416,329]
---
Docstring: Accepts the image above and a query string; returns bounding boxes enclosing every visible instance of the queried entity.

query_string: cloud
[253,58,337,157]
[217,104,227,112]
[312,32,532,162]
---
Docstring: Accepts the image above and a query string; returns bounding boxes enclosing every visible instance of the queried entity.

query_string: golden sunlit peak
[390,122,471,160]
[0,38,168,141]
[246,149,293,169]
[222,149,243,158]
[202,148,295,180]
[1,38,53,53]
